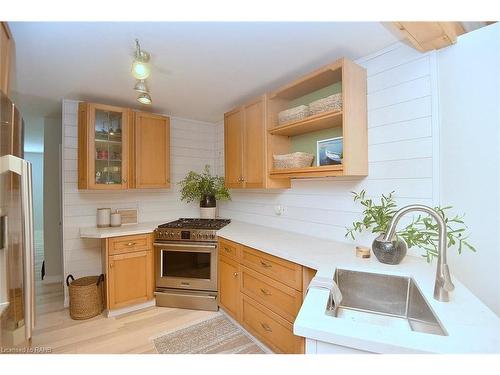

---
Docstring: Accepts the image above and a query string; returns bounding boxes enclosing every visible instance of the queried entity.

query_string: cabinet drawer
[241,246,303,290]
[241,295,303,354]
[240,265,302,323]
[108,234,152,255]
[218,237,240,260]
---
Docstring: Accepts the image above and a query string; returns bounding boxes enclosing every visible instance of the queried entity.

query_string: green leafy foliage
[178,165,231,203]
[346,190,476,263]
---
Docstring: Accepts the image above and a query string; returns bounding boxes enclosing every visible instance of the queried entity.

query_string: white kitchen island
[217,220,500,354]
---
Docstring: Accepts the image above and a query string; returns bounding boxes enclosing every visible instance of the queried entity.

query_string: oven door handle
[153,242,217,250]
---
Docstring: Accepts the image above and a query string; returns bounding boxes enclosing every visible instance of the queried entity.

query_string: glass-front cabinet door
[79,103,129,189]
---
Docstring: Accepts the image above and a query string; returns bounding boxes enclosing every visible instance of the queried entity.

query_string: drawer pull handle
[233,272,238,278]
[260,322,272,332]
[260,260,272,268]
[127,242,136,246]
[224,247,232,253]
[260,288,272,296]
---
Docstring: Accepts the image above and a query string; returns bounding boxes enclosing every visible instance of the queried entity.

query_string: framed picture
[317,137,343,166]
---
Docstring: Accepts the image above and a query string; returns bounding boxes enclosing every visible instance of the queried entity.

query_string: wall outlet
[274,205,285,216]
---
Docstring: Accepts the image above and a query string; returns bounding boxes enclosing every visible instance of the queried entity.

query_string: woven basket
[309,93,342,116]
[66,274,104,320]
[273,152,314,169]
[278,105,310,125]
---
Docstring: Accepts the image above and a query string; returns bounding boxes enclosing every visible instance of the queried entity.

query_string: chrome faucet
[377,204,455,302]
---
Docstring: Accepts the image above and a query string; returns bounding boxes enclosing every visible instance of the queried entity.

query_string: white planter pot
[200,207,216,219]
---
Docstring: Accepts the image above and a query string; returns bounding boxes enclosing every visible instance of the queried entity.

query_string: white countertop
[79,221,162,238]
[218,220,500,354]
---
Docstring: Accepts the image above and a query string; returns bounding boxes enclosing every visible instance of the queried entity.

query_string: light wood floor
[33,282,218,354]
[32,230,217,354]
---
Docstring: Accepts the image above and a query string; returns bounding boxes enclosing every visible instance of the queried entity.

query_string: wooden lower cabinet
[241,294,303,354]
[102,234,154,311]
[218,255,240,320]
[217,237,314,354]
[240,265,302,323]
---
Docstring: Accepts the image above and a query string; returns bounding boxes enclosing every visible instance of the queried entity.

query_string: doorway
[23,115,64,315]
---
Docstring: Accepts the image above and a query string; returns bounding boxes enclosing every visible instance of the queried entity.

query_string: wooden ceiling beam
[392,22,466,52]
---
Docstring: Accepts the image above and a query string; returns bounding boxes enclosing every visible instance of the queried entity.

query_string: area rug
[153,314,266,354]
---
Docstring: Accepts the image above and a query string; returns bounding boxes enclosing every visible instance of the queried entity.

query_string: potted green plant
[178,165,231,219]
[346,190,476,263]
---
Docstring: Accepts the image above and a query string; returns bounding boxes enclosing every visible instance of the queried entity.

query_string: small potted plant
[346,190,476,263]
[178,165,231,219]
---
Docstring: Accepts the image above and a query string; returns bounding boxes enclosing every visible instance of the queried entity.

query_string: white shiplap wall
[61,100,218,302]
[217,43,440,250]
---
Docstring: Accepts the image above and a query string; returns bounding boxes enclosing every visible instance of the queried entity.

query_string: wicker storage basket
[309,93,342,116]
[273,152,314,169]
[278,105,310,125]
[66,274,104,320]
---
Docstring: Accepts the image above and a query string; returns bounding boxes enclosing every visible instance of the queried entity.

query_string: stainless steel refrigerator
[0,90,35,348]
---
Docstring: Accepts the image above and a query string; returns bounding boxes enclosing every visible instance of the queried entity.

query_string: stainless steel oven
[153,218,230,311]
[154,241,217,291]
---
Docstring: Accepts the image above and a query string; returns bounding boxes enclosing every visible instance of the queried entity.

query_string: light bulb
[132,60,151,80]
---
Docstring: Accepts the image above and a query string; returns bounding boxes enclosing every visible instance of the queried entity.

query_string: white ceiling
[10,22,398,122]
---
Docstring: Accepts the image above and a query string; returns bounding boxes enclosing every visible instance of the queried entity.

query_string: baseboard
[41,274,63,284]
[105,299,156,318]
[219,308,274,354]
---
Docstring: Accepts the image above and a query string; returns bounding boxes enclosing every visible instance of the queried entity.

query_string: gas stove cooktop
[155,218,231,242]
[158,218,231,230]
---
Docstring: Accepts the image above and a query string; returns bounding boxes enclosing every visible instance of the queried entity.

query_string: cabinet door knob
[233,272,238,277]
[260,260,272,268]
[122,178,127,183]
[260,288,272,296]
[260,322,272,332]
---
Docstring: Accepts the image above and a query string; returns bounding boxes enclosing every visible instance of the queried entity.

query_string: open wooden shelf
[269,164,343,179]
[269,61,343,100]
[266,58,368,180]
[269,110,342,137]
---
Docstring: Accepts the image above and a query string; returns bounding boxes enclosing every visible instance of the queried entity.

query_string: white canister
[97,208,111,228]
[110,212,122,227]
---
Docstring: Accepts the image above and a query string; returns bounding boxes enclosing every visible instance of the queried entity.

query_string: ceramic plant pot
[371,234,408,265]
[200,194,216,219]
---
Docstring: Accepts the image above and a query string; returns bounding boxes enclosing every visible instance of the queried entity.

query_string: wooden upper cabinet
[224,96,290,189]
[0,22,13,95]
[78,103,130,190]
[242,99,265,188]
[224,108,244,188]
[78,102,171,190]
[131,112,170,188]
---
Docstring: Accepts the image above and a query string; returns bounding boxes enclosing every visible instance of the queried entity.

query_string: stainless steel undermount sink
[327,269,447,336]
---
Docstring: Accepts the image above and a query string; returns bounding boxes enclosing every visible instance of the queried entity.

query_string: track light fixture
[132,39,152,105]
[137,92,152,105]
[131,39,151,80]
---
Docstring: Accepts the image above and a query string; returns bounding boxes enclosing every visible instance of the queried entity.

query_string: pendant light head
[133,79,149,93]
[137,92,152,105]
[132,39,151,80]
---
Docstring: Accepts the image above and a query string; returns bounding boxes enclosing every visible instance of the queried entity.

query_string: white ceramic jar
[97,208,111,228]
